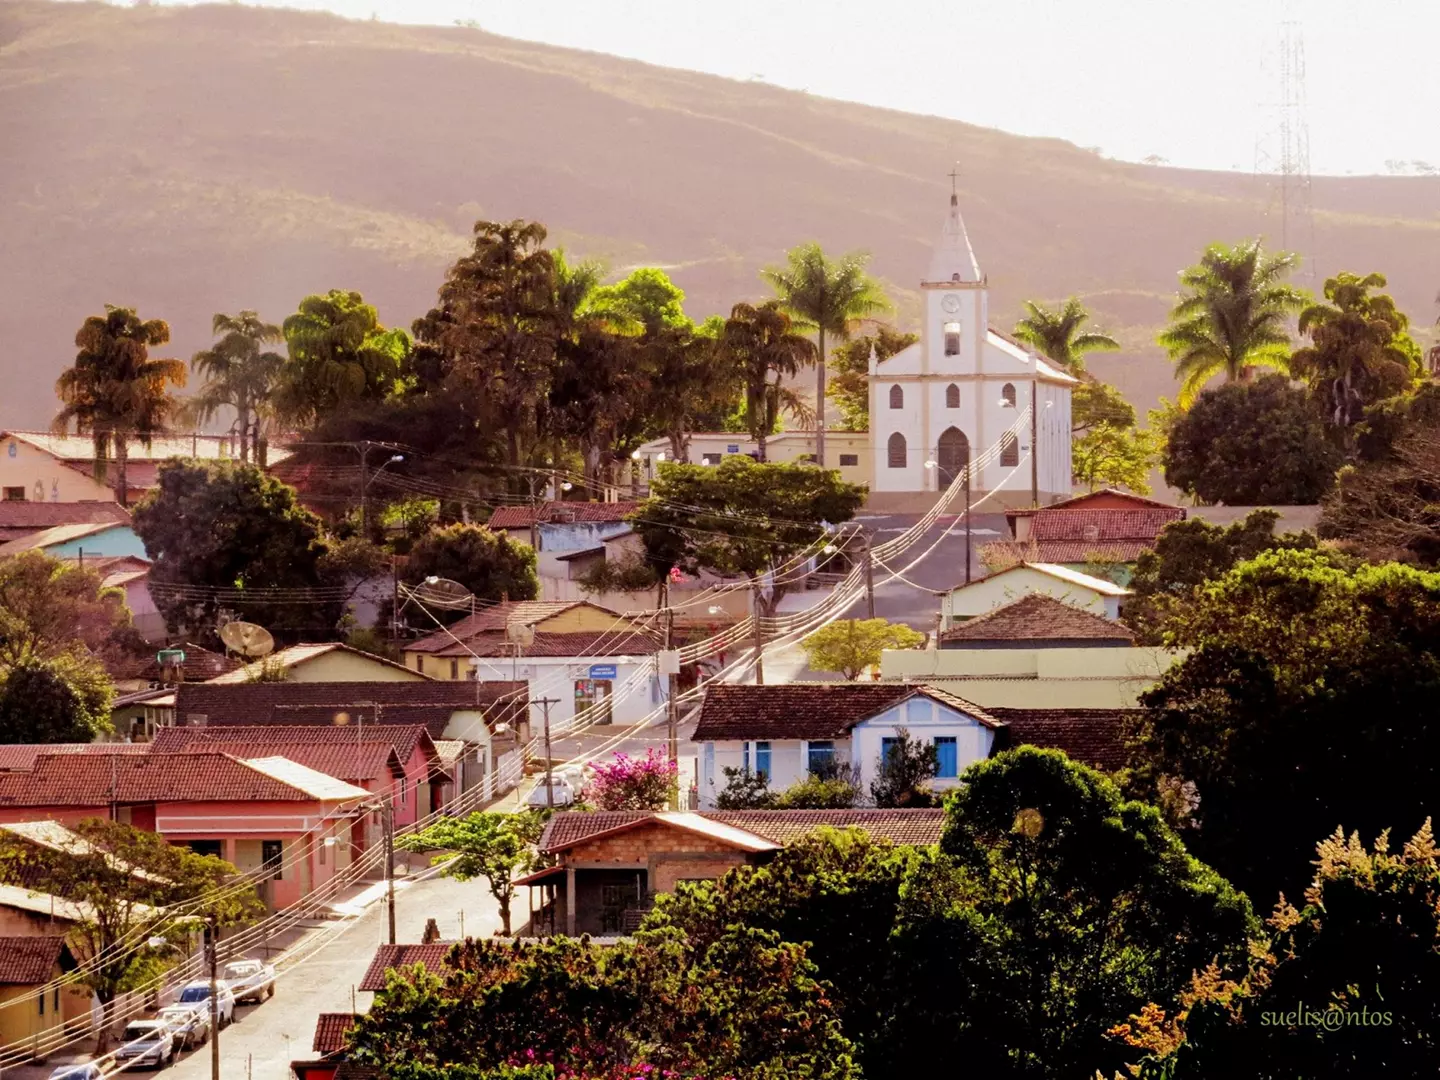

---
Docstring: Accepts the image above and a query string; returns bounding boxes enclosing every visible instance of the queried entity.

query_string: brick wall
[569,823,741,865]
[651,853,748,894]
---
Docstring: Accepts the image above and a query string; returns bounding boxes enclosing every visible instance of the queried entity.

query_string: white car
[114,1019,175,1070]
[221,959,276,1004]
[557,766,586,797]
[525,775,575,808]
[48,1065,103,1080]
[157,1003,210,1050]
[174,980,235,1027]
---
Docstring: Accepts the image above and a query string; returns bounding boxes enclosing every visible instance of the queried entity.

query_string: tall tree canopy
[396,523,537,629]
[762,242,890,466]
[188,310,285,463]
[718,300,818,463]
[1012,296,1120,374]
[275,289,411,427]
[1289,271,1422,430]
[1157,241,1306,405]
[53,305,187,506]
[1128,548,1440,901]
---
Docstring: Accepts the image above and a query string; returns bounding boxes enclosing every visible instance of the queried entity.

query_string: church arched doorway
[937,427,970,488]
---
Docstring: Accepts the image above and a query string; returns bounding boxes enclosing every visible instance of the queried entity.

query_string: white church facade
[867,192,1076,509]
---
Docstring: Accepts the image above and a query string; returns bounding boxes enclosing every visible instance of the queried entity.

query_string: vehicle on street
[525,775,574,808]
[221,959,276,1004]
[114,1020,175,1070]
[557,765,586,798]
[48,1064,103,1080]
[174,980,236,1027]
[158,1003,211,1050]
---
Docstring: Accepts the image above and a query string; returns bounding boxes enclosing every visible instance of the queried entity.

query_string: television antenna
[218,620,276,659]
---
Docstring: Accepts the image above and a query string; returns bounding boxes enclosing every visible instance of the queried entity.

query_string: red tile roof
[148,732,404,783]
[1029,508,1184,542]
[311,1013,358,1054]
[990,708,1138,771]
[422,628,663,659]
[0,500,130,542]
[1010,490,1184,515]
[487,501,638,530]
[983,539,1160,564]
[0,743,151,772]
[151,724,435,769]
[0,936,67,984]
[0,751,361,806]
[358,943,460,991]
[538,809,946,853]
[173,681,528,738]
[941,594,1134,644]
[692,683,999,742]
[109,643,241,684]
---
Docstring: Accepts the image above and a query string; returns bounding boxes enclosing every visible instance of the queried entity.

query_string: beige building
[631,430,873,491]
[210,642,429,684]
[941,562,1132,625]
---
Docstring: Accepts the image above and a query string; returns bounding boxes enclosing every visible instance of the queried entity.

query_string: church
[867,192,1076,509]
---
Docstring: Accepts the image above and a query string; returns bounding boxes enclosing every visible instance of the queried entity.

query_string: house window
[888,384,904,409]
[943,322,961,356]
[188,840,222,859]
[261,839,283,879]
[415,655,424,675]
[839,453,858,467]
[934,736,959,779]
[1001,383,1017,408]
[318,836,326,866]
[887,432,907,469]
[945,383,960,408]
[702,453,722,465]
[2,487,23,502]
[38,990,44,1016]
[807,740,836,775]
[450,658,459,680]
[1000,433,1019,467]
[880,736,900,768]
[746,741,772,782]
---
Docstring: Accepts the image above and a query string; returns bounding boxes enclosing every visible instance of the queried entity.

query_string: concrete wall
[942,567,1127,621]
[633,430,873,490]
[700,738,849,808]
[44,527,146,559]
[0,437,109,501]
[286,652,426,682]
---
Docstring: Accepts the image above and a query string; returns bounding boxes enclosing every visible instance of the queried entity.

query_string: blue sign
[588,664,618,679]
[726,444,740,454]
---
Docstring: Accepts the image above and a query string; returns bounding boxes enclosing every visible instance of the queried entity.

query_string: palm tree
[1157,240,1307,405]
[762,243,890,466]
[719,301,818,463]
[54,305,187,507]
[189,311,284,463]
[274,290,411,429]
[1012,297,1120,374]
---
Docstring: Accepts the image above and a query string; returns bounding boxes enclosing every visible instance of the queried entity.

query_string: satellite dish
[413,577,472,609]
[219,621,276,658]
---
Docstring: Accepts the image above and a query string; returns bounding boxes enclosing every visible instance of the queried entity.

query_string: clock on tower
[940,293,962,313]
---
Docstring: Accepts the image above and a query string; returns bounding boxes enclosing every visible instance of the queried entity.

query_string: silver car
[158,1003,210,1050]
[114,1019,175,1069]
[221,959,276,1005]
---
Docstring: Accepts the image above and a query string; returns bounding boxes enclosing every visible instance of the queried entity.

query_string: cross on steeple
[948,164,960,205]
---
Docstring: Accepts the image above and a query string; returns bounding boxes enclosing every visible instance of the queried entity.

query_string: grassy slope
[0,0,1436,426]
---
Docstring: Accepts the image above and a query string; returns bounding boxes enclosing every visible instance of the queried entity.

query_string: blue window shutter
[881,736,900,766]
[934,736,958,778]
[755,741,771,781]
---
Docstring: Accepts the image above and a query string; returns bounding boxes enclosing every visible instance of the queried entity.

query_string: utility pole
[205,914,219,1080]
[860,531,876,620]
[383,800,396,946]
[1030,382,1040,506]
[964,464,973,585]
[750,578,765,685]
[357,441,373,534]
[664,606,679,773]
[536,698,560,809]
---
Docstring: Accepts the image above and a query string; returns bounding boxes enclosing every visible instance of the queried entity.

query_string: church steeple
[925,186,983,285]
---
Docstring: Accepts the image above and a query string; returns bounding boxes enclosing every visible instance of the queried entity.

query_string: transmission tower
[1253,14,1316,276]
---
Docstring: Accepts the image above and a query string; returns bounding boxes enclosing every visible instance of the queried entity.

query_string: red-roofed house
[0,751,372,908]
[0,936,87,1052]
[988,489,1186,578]
[0,499,130,543]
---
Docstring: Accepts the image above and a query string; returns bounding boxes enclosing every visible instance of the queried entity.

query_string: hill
[1,0,1436,427]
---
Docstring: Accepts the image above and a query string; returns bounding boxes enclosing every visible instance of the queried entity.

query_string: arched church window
[1001,383,1017,408]
[943,322,961,357]
[889,385,904,409]
[887,432,907,469]
[945,383,960,408]
[1000,433,1019,467]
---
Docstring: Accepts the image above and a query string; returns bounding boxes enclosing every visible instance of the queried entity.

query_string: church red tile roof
[941,594,1134,644]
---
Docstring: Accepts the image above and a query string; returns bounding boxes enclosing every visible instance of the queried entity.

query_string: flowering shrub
[589,748,679,810]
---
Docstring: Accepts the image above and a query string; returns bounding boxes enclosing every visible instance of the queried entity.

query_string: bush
[773,766,861,809]
[714,766,778,809]
[590,749,678,810]
[1162,376,1340,504]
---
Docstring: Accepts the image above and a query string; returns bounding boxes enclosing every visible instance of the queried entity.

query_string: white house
[693,683,1003,808]
[941,562,1132,626]
[868,192,1077,508]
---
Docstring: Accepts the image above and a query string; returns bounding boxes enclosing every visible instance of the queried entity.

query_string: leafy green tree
[131,459,341,639]
[1157,241,1306,405]
[397,811,545,935]
[0,818,263,1050]
[1162,375,1339,504]
[188,310,284,463]
[1121,509,1316,643]
[53,305,187,506]
[398,524,538,627]
[0,660,110,742]
[893,747,1254,1079]
[275,290,411,427]
[1290,271,1422,429]
[800,617,926,679]
[763,242,891,466]
[1072,379,1138,434]
[1012,297,1120,375]
[1128,548,1440,900]
[827,325,917,432]
[632,458,864,626]
[1073,422,1162,494]
[869,726,939,808]
[717,301,818,462]
[773,768,862,809]
[0,550,141,668]
[714,766,779,809]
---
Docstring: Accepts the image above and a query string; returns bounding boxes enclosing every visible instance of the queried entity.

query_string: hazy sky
[136,0,1439,176]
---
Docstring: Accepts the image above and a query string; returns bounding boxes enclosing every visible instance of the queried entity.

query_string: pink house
[0,752,372,909]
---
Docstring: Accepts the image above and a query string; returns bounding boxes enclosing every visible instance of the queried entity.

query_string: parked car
[174,980,235,1027]
[525,775,574,808]
[48,1064,103,1080]
[557,765,586,798]
[114,1019,175,1070]
[158,1003,210,1050]
[221,959,276,1004]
